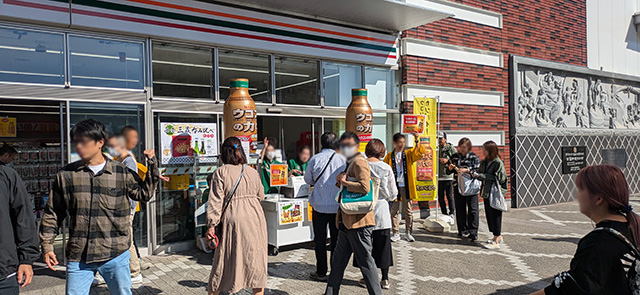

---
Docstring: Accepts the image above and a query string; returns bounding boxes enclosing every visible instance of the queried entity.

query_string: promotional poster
[412,97,438,201]
[270,164,289,187]
[279,201,303,225]
[160,122,219,165]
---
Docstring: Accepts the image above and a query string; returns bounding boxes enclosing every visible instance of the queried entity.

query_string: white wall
[587,0,640,76]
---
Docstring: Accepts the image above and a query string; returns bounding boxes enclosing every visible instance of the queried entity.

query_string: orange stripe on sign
[124,0,394,44]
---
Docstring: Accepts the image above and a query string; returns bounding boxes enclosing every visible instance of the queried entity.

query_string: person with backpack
[532,164,640,295]
[206,137,267,295]
[475,141,507,249]
[304,132,346,282]
[324,132,381,295]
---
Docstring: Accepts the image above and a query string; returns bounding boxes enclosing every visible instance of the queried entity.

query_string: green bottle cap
[352,89,367,96]
[229,79,249,88]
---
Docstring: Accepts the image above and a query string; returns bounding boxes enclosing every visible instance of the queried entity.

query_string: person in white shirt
[303,132,346,282]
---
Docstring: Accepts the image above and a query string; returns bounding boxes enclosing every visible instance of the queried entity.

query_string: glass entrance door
[67,102,147,252]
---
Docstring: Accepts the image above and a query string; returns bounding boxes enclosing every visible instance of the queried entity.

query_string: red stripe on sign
[4,0,69,13]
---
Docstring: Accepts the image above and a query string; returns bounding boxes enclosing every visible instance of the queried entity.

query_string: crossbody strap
[218,164,245,225]
[594,227,640,257]
[313,152,336,185]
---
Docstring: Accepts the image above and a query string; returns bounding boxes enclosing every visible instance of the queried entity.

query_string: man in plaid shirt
[39,119,158,295]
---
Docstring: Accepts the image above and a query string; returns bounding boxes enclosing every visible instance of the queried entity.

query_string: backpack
[338,157,379,215]
[595,227,640,295]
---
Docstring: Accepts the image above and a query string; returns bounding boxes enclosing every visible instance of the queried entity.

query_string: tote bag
[458,173,481,196]
[337,158,379,215]
[489,182,509,212]
[339,177,380,215]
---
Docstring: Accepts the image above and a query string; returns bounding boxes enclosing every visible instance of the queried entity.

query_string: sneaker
[310,271,328,282]
[483,242,500,249]
[358,278,367,288]
[92,274,105,286]
[405,233,416,242]
[448,214,455,225]
[469,235,478,242]
[390,233,401,242]
[380,279,391,289]
[131,274,143,284]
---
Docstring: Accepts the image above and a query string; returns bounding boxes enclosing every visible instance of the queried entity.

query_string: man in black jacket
[0,163,39,294]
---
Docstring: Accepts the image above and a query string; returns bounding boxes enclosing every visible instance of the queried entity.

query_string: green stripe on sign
[68,0,396,54]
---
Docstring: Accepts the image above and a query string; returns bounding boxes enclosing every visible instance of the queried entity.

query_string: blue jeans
[66,251,132,295]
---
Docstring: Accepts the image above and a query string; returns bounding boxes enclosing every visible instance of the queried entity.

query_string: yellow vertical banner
[412,97,438,201]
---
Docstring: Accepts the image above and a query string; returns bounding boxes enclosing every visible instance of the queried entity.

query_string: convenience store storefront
[0,0,448,255]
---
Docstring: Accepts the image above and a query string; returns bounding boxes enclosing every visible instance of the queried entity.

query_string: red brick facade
[401,0,587,198]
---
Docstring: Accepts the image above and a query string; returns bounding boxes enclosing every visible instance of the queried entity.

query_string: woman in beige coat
[206,137,268,295]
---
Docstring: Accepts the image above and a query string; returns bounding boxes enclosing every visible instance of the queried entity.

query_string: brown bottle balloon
[345,88,373,152]
[224,78,257,154]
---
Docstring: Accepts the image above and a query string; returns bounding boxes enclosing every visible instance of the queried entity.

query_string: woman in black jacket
[476,141,507,249]
[532,164,640,295]
[447,137,480,242]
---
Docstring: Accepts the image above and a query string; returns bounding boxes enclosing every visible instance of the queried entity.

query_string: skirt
[353,228,393,269]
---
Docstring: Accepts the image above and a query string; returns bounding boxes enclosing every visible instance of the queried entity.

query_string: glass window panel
[218,50,269,103]
[323,62,362,107]
[69,36,143,89]
[365,67,397,110]
[0,27,64,85]
[152,43,212,98]
[275,56,318,105]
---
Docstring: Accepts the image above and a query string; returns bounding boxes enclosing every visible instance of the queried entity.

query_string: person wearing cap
[437,132,456,223]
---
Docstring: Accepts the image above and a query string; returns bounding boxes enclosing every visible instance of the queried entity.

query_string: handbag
[338,158,379,215]
[458,172,481,196]
[489,182,509,212]
[211,164,245,249]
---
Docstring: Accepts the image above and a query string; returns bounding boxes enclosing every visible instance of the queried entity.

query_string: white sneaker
[483,242,500,249]
[448,214,455,225]
[405,233,416,242]
[390,233,401,242]
[92,274,105,286]
[131,274,143,284]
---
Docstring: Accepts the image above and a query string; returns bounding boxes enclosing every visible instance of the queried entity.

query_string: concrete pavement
[21,201,598,295]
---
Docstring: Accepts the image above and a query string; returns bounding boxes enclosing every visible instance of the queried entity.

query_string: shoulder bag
[338,157,379,215]
[211,164,245,249]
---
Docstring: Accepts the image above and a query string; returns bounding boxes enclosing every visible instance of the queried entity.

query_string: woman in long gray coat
[207,137,267,295]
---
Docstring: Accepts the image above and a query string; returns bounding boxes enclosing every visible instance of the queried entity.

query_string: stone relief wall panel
[515,66,640,130]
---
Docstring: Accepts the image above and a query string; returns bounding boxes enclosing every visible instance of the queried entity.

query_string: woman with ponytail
[532,164,640,295]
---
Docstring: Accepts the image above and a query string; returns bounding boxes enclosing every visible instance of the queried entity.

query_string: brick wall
[401,0,587,200]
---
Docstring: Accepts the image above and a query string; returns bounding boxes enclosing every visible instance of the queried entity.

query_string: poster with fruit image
[279,201,303,225]
[412,97,438,201]
[160,122,218,164]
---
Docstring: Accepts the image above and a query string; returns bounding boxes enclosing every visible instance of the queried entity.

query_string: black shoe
[310,271,328,282]
[469,235,478,242]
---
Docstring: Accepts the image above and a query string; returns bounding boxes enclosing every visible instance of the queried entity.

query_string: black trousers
[312,210,338,276]
[484,199,503,236]
[438,180,455,215]
[454,189,479,236]
[0,277,19,295]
